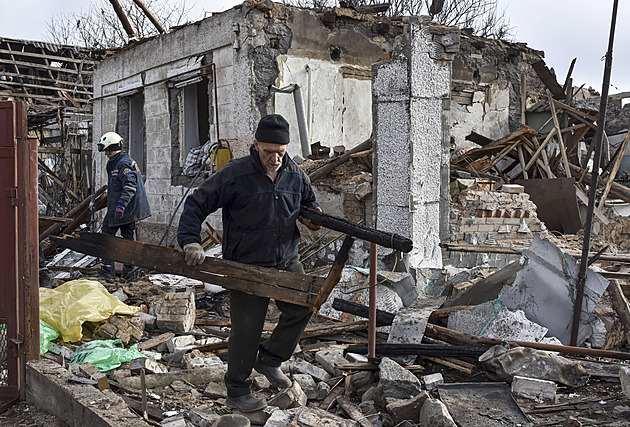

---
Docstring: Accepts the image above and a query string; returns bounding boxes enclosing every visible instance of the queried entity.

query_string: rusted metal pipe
[109,0,138,41]
[425,323,630,361]
[572,0,619,346]
[368,242,377,360]
[131,0,165,34]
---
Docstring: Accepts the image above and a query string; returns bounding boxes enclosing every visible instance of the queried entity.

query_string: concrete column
[373,22,459,269]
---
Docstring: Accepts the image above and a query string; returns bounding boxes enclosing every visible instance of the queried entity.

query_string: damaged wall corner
[373,22,459,269]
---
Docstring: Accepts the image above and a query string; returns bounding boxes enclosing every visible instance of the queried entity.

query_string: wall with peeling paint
[92,2,399,243]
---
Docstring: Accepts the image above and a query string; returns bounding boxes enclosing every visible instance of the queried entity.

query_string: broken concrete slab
[499,235,609,346]
[442,262,520,308]
[267,381,308,410]
[291,357,331,382]
[347,371,374,398]
[314,348,348,376]
[263,406,357,426]
[511,375,557,402]
[437,382,532,426]
[236,406,275,426]
[202,381,227,399]
[376,357,422,400]
[26,359,149,426]
[385,391,430,425]
[387,294,447,363]
[213,413,251,426]
[293,374,318,400]
[479,345,589,387]
[419,398,457,427]
[447,301,549,342]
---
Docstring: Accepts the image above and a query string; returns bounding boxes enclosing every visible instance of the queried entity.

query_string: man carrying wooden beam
[177,114,322,412]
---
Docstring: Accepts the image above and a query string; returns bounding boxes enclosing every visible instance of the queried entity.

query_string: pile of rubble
[35,232,630,427]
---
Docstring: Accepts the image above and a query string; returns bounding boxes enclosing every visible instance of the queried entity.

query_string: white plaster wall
[448,83,510,149]
[275,56,372,158]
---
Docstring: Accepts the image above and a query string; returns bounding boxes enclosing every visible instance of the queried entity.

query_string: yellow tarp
[40,279,139,342]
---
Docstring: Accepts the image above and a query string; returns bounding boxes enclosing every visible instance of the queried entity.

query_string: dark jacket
[106,151,151,226]
[178,145,319,267]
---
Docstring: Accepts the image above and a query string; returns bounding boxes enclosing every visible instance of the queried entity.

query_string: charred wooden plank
[300,207,412,252]
[531,60,565,99]
[343,343,487,358]
[51,232,324,307]
[332,297,395,326]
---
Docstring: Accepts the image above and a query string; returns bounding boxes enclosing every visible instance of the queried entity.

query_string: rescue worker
[98,132,151,278]
[177,114,322,412]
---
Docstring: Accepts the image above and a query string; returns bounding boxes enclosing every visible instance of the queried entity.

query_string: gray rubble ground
[32,257,630,427]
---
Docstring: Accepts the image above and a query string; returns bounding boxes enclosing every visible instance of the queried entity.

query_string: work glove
[183,243,205,266]
[301,206,323,231]
[115,203,126,220]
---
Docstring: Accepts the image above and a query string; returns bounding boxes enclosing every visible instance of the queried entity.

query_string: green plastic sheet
[39,319,59,354]
[70,339,145,372]
[39,279,139,342]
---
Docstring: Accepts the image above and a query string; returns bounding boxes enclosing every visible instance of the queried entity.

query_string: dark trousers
[224,255,314,397]
[101,217,136,272]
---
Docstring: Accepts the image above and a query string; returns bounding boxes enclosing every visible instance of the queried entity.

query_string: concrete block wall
[373,22,458,270]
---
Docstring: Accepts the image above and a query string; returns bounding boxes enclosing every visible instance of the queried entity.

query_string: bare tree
[284,0,513,40]
[46,0,191,49]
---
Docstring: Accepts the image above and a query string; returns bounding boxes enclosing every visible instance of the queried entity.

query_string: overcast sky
[1,0,628,94]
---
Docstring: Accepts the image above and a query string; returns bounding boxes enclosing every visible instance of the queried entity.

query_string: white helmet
[97,132,123,152]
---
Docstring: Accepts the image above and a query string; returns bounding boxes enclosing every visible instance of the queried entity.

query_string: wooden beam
[0,71,93,91]
[0,48,97,65]
[531,60,565,98]
[548,92,572,178]
[37,158,80,200]
[313,235,355,310]
[598,130,630,208]
[52,232,326,307]
[608,280,630,347]
[425,323,630,361]
[524,128,556,172]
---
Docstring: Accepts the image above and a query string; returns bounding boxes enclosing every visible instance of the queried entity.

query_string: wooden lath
[0,37,105,127]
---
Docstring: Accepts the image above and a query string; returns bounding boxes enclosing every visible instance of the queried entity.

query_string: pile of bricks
[447,188,551,268]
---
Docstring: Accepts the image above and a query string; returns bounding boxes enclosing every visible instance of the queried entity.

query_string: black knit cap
[255,114,290,144]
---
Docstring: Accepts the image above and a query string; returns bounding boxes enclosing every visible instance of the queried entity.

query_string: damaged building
[3,0,630,426]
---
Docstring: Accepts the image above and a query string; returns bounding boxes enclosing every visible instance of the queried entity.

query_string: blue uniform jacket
[177,144,319,267]
[106,151,151,226]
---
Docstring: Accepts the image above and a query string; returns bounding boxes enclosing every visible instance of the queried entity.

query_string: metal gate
[0,101,39,410]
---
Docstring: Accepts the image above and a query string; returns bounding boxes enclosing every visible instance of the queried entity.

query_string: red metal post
[0,101,39,406]
[0,101,21,407]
